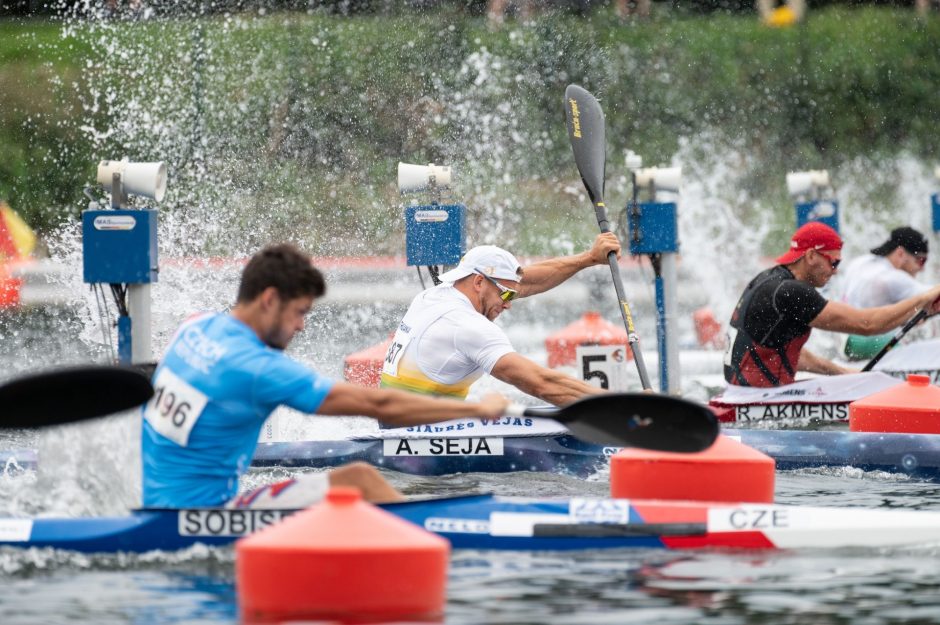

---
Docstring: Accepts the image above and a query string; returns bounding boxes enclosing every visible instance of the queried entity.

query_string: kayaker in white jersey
[142,243,508,509]
[381,234,620,405]
[840,227,930,359]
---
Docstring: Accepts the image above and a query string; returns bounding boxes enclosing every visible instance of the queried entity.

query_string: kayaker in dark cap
[840,226,931,359]
[724,222,940,388]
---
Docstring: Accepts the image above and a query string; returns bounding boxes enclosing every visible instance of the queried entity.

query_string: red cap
[775,222,843,265]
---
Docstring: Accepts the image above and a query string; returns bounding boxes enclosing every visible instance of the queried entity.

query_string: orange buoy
[236,487,450,624]
[692,306,726,349]
[544,311,632,368]
[0,264,21,309]
[610,435,775,503]
[343,334,394,387]
[850,374,940,434]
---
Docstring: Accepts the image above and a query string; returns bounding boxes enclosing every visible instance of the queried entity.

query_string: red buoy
[343,334,393,387]
[236,487,450,623]
[0,263,21,309]
[692,306,725,349]
[610,435,775,503]
[544,311,632,368]
[850,374,940,434]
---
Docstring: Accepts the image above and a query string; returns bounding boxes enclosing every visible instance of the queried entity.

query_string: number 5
[582,354,609,389]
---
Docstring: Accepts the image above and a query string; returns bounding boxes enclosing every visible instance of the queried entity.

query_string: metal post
[127,283,152,364]
[651,254,667,391]
[661,252,681,394]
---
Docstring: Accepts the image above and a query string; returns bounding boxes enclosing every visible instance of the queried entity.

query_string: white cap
[438,245,522,284]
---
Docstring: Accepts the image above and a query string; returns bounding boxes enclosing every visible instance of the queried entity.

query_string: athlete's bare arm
[516,233,621,298]
[490,352,603,406]
[810,286,940,335]
[797,348,856,375]
[316,383,508,427]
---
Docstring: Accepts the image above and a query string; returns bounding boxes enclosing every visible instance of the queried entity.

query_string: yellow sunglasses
[475,269,518,302]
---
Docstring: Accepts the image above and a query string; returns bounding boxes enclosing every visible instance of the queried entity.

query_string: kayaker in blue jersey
[142,243,508,509]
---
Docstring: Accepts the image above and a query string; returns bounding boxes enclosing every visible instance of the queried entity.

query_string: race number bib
[381,332,412,378]
[144,368,209,447]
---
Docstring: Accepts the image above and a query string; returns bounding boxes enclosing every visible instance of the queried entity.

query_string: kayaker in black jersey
[724,222,940,388]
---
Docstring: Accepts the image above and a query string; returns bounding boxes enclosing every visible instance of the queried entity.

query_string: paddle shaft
[596,204,652,390]
[862,308,930,372]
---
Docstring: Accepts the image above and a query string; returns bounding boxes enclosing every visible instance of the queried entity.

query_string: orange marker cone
[544,311,632,368]
[237,487,449,623]
[610,435,775,503]
[850,374,940,434]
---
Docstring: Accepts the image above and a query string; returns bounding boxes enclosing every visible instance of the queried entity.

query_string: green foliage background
[0,6,938,255]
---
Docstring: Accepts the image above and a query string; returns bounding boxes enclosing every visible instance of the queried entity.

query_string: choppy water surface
[4,467,940,625]
[4,303,940,624]
[2,257,940,625]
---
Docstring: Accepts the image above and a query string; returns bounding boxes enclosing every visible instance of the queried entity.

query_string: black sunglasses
[816,250,841,270]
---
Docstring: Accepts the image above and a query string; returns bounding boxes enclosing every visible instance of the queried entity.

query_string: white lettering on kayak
[178,509,290,537]
[735,403,849,423]
[383,438,504,456]
[425,517,489,534]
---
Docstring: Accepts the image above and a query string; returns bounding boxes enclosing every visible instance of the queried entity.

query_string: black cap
[871,227,928,257]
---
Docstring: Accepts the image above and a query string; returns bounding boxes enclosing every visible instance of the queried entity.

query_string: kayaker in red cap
[724,222,940,388]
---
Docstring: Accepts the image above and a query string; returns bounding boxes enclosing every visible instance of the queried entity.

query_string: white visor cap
[437,245,522,283]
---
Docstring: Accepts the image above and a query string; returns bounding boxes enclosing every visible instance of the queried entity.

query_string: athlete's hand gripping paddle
[564,84,652,390]
[506,392,719,452]
[0,365,154,428]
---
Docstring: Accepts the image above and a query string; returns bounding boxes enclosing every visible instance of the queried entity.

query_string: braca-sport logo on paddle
[568,98,582,138]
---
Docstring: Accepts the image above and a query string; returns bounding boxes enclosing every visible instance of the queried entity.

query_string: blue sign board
[627,202,679,255]
[796,200,839,233]
[405,204,466,266]
[82,209,158,284]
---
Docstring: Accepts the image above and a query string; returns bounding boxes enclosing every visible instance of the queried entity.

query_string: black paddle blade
[565,84,606,206]
[0,365,154,429]
[525,393,718,452]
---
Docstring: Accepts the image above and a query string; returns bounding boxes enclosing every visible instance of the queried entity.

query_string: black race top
[724,265,828,387]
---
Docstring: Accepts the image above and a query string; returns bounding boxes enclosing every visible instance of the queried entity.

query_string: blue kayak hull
[5,496,665,553]
[11,494,940,554]
[253,434,617,477]
[252,429,940,481]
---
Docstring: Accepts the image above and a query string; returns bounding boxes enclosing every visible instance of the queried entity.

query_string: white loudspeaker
[634,166,682,193]
[97,160,167,202]
[934,165,940,181]
[398,162,452,193]
[786,169,830,198]
[624,149,643,171]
